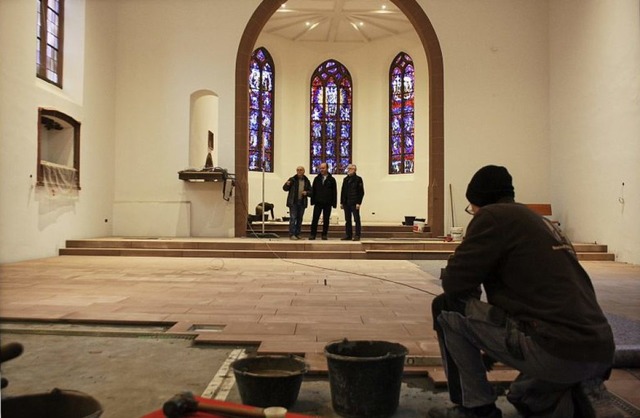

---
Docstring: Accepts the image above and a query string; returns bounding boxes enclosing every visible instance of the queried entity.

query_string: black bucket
[0,388,103,418]
[232,355,308,408]
[325,340,408,418]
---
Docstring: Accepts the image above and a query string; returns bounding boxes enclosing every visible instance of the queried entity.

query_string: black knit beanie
[465,165,515,207]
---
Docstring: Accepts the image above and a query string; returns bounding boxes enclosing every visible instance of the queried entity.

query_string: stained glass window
[310,60,352,175]
[37,0,64,87]
[248,47,275,172]
[389,52,415,174]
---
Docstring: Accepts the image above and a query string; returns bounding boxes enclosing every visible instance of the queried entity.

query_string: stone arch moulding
[234,0,444,237]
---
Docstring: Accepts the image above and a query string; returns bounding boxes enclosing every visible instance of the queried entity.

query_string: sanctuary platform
[59,223,615,261]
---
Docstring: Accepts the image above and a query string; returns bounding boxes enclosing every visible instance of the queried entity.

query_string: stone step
[59,239,615,261]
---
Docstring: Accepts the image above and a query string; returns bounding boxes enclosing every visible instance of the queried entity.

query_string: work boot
[428,405,502,418]
[572,379,623,418]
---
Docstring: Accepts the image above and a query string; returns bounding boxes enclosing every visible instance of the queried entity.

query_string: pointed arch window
[248,47,275,172]
[389,52,415,174]
[310,60,352,175]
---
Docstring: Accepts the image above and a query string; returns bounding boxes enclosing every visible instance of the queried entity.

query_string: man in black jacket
[429,165,619,418]
[340,164,365,241]
[282,166,311,240]
[309,162,337,240]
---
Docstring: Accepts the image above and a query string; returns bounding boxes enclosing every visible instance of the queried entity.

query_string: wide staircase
[59,223,615,261]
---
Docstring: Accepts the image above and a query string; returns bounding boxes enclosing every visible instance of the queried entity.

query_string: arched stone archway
[234,0,444,237]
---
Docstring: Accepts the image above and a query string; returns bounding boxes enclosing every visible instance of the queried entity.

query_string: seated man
[430,165,620,418]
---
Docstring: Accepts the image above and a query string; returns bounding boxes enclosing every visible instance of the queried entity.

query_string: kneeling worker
[430,165,619,418]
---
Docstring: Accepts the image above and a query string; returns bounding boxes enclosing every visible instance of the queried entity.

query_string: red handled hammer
[163,392,266,418]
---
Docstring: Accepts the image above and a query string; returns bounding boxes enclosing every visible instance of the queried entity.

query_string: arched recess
[234,0,444,237]
[189,89,218,169]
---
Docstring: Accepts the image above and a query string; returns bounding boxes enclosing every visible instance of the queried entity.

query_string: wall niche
[37,108,81,191]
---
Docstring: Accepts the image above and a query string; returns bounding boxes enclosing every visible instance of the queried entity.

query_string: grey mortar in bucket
[324,339,408,418]
[231,355,308,409]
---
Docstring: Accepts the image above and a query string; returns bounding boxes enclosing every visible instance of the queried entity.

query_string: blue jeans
[432,294,611,417]
[288,202,305,237]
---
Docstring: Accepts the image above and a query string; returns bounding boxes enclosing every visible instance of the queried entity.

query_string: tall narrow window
[248,47,275,172]
[37,0,64,87]
[389,52,415,174]
[310,59,352,175]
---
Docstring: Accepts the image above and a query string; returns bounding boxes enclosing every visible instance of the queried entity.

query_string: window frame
[248,47,275,173]
[389,52,415,174]
[309,59,353,175]
[37,0,65,88]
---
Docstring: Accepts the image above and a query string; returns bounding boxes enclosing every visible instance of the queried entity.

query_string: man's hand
[355,204,360,210]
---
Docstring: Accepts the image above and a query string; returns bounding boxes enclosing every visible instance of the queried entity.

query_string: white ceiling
[262,0,414,43]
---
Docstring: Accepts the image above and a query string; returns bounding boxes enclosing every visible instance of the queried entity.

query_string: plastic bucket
[450,226,464,241]
[324,340,408,418]
[0,388,102,418]
[403,216,416,226]
[231,355,308,408]
[412,221,425,233]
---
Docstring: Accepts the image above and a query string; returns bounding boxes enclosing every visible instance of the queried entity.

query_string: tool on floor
[162,392,266,418]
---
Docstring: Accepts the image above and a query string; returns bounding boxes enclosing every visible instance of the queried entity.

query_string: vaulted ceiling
[262,0,414,43]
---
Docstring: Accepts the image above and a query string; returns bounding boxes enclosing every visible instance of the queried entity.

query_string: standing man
[340,164,365,241]
[429,165,618,418]
[309,162,337,240]
[283,166,311,240]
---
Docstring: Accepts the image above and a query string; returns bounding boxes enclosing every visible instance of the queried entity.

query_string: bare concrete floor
[1,332,526,418]
[0,257,639,417]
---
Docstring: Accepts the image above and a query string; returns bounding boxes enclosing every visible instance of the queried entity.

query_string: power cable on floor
[236,181,441,297]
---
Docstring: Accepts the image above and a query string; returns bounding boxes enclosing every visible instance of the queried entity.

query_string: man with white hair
[340,164,365,241]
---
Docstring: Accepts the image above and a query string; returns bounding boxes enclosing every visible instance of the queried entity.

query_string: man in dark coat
[282,166,311,240]
[428,165,618,418]
[309,162,337,240]
[340,164,365,241]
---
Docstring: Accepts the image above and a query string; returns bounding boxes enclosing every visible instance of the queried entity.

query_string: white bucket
[413,221,425,233]
[450,226,464,241]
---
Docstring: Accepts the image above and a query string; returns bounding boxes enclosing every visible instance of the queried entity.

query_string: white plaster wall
[4,0,636,264]
[421,0,551,233]
[111,0,260,237]
[249,32,429,223]
[549,0,640,264]
[0,0,116,263]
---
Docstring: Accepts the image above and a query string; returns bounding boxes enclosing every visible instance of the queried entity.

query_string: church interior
[1,0,639,417]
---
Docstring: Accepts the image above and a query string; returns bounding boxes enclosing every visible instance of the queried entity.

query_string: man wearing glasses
[429,165,618,418]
